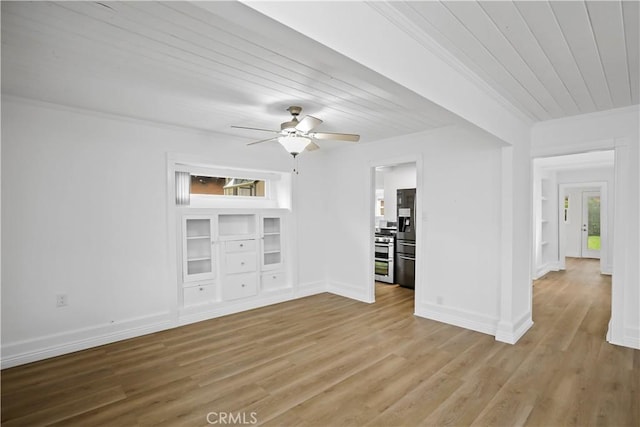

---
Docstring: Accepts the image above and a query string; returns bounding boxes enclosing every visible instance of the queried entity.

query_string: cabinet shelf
[186,235,210,240]
[263,232,280,236]
[187,257,211,262]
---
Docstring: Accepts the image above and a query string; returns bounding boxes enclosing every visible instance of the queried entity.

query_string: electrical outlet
[56,294,68,307]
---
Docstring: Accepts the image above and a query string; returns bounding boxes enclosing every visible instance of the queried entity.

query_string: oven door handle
[375,258,393,262]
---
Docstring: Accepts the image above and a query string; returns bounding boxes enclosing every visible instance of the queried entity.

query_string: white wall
[321,125,505,335]
[532,105,639,349]
[291,152,330,293]
[1,97,299,365]
[382,162,416,222]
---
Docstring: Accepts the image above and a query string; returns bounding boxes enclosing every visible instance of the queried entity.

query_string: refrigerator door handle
[398,255,415,261]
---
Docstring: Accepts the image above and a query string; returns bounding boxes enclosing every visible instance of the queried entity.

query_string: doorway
[558,183,608,273]
[531,150,614,343]
[369,159,420,308]
[581,191,601,259]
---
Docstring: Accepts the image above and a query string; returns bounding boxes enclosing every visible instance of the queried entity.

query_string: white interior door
[581,191,601,259]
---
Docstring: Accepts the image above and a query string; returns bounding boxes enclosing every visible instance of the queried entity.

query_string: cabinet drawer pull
[241,261,245,265]
[241,284,245,287]
[199,287,204,291]
[273,276,277,279]
[240,243,244,247]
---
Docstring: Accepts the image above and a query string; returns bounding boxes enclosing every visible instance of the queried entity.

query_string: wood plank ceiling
[386,0,639,121]
[0,1,459,145]
[2,1,638,144]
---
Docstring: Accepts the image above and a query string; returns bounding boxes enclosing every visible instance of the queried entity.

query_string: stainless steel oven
[374,235,394,283]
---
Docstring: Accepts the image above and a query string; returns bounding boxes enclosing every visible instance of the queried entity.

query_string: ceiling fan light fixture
[278,135,311,156]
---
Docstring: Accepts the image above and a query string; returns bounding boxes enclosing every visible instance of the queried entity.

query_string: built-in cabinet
[533,171,558,278]
[179,210,289,310]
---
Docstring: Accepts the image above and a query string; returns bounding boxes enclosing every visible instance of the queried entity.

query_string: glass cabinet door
[261,216,282,270]
[183,217,215,281]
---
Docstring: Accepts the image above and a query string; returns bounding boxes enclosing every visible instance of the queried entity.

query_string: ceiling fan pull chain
[293,156,299,175]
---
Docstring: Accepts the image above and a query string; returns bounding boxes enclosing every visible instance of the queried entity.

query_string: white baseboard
[533,262,559,280]
[495,311,534,344]
[611,327,640,349]
[178,293,295,326]
[295,280,328,298]
[327,281,371,303]
[1,311,174,369]
[178,283,327,327]
[415,302,498,337]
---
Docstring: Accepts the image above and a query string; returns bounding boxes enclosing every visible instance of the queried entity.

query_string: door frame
[558,182,608,273]
[581,190,601,259]
[367,155,423,309]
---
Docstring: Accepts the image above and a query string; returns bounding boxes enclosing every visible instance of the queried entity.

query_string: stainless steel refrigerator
[395,188,416,289]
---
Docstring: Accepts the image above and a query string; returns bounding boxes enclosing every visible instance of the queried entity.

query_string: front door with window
[581,191,601,259]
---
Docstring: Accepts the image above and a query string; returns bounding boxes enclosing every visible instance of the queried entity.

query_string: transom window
[190,176,265,197]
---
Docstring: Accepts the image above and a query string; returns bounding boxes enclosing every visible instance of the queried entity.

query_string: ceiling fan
[232,106,360,157]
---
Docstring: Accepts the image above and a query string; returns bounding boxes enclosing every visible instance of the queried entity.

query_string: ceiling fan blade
[305,141,320,151]
[232,125,280,133]
[309,132,360,142]
[296,115,322,133]
[247,136,278,146]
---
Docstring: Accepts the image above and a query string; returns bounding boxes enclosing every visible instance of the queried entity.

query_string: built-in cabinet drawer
[225,239,256,253]
[225,252,257,274]
[183,283,216,307]
[223,272,258,300]
[261,271,288,292]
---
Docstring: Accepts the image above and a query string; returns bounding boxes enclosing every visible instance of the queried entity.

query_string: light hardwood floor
[2,258,638,426]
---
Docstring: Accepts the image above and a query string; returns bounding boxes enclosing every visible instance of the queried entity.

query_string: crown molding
[1,94,240,140]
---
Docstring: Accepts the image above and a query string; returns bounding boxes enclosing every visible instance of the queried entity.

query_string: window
[172,161,289,209]
[190,176,265,197]
[564,195,569,223]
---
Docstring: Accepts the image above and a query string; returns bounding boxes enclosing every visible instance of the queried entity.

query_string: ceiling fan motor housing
[286,106,302,116]
[281,106,302,132]
[280,118,299,132]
